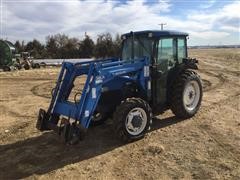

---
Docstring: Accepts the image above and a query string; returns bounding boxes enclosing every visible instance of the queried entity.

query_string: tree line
[14,33,122,59]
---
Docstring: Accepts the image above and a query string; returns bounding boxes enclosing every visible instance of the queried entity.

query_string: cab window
[157,38,174,63]
[122,37,153,61]
[134,38,152,60]
[177,38,186,63]
[122,38,132,60]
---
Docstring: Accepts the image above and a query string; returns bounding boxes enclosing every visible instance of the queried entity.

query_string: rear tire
[170,70,202,118]
[35,63,40,69]
[32,63,40,69]
[23,63,30,70]
[113,98,152,142]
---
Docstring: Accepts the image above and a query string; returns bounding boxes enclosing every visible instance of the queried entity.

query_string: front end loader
[37,58,151,144]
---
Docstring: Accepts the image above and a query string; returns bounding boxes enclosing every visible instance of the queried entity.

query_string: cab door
[152,37,177,105]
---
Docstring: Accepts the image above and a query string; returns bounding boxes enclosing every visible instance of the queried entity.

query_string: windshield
[122,37,153,61]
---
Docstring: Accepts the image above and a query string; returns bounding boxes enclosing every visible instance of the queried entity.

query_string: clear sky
[1,0,239,45]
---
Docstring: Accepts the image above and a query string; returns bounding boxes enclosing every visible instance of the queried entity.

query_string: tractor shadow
[0,115,187,179]
[151,116,187,131]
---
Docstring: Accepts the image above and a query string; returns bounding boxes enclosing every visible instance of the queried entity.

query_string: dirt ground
[0,48,239,179]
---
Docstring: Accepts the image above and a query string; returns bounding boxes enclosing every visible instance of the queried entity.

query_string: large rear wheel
[23,63,30,70]
[113,98,152,142]
[170,70,202,118]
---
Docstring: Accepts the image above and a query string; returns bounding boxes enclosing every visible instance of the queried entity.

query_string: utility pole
[158,23,167,30]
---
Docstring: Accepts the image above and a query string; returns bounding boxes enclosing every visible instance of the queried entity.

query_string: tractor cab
[121,30,194,107]
[121,30,188,65]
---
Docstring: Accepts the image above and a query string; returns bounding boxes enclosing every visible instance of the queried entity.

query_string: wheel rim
[125,107,147,136]
[183,80,200,112]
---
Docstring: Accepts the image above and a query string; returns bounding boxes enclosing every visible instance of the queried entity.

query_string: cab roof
[122,30,188,38]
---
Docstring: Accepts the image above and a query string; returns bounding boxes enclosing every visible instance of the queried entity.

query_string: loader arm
[37,57,150,143]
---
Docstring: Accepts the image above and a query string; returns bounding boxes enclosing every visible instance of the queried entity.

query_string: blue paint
[47,57,150,129]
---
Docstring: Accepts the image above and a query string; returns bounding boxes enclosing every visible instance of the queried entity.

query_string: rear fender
[166,58,199,104]
[182,58,198,70]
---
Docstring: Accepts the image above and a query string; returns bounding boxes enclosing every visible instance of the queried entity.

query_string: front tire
[170,70,202,118]
[113,98,152,142]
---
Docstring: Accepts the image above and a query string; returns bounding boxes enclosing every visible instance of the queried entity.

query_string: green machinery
[0,40,41,71]
[0,40,16,71]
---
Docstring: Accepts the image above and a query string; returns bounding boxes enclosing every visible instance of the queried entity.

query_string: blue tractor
[37,30,202,144]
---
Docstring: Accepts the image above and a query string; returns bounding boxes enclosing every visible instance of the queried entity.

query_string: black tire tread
[170,70,202,118]
[113,97,152,142]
